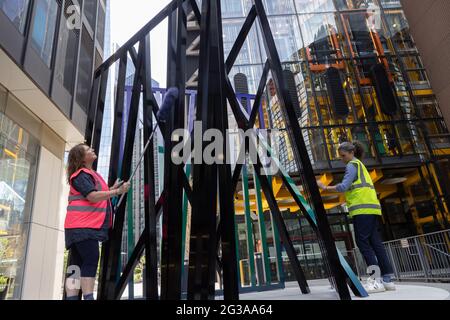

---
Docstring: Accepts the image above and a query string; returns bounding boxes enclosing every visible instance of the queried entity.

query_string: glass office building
[221,0,450,284]
[0,0,107,299]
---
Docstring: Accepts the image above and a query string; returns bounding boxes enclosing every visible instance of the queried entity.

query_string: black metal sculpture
[82,0,368,301]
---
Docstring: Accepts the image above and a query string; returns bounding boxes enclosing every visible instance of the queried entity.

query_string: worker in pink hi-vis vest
[64,143,130,300]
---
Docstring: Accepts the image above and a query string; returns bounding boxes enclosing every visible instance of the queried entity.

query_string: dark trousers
[68,240,100,278]
[353,214,394,276]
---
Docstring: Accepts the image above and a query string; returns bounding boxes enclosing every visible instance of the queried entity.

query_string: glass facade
[76,24,94,111]
[54,0,79,94]
[0,86,39,300]
[222,0,450,283]
[96,2,106,49]
[0,0,108,299]
[0,0,108,134]
[83,0,97,29]
[30,0,59,67]
[0,0,30,34]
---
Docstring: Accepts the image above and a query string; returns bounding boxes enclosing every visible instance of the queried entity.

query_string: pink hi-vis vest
[65,168,112,229]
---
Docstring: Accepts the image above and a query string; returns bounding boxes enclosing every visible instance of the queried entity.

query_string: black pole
[214,0,240,300]
[98,54,128,300]
[103,42,145,300]
[187,0,219,300]
[141,33,160,300]
[160,0,186,300]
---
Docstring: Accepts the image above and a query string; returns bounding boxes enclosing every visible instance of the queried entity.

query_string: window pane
[304,128,328,165]
[384,10,416,52]
[221,0,248,18]
[295,0,335,13]
[263,0,295,15]
[30,0,59,67]
[95,49,102,70]
[297,13,343,63]
[96,4,105,48]
[76,25,94,111]
[223,19,262,65]
[0,0,29,34]
[267,15,303,62]
[379,0,401,8]
[0,107,39,300]
[54,0,79,94]
[336,0,378,10]
[83,0,96,28]
[228,64,263,94]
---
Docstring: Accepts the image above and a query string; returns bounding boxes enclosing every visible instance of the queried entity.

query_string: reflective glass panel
[30,0,58,66]
[0,0,29,34]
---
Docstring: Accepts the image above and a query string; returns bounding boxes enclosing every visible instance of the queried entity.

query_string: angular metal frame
[82,0,368,301]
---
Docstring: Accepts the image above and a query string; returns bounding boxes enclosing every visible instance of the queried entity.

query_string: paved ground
[120,279,450,300]
[236,280,450,300]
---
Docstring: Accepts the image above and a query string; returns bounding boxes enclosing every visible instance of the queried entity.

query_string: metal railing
[348,229,450,282]
[233,230,450,286]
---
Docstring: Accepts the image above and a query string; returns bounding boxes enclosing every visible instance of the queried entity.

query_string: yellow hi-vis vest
[344,158,382,217]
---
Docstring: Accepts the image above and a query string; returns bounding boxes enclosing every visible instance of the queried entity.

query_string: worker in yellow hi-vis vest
[317,141,396,294]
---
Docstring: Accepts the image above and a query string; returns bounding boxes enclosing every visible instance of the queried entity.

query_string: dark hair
[338,141,365,159]
[67,143,88,183]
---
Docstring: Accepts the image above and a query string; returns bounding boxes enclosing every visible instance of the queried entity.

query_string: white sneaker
[382,280,396,291]
[363,278,386,294]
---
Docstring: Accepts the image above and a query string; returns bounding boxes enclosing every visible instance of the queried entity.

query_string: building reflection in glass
[223,0,450,244]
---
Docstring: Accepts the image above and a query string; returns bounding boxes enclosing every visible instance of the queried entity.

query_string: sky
[110,0,172,87]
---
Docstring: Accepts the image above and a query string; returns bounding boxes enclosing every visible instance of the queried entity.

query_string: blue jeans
[353,214,394,279]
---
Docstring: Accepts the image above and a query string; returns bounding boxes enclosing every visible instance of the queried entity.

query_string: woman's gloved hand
[111,178,123,190]
[316,180,326,190]
[117,181,131,195]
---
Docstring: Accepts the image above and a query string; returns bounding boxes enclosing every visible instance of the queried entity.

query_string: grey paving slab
[119,280,450,300]
[238,282,450,300]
